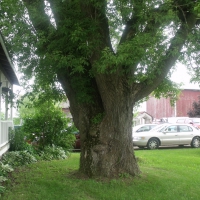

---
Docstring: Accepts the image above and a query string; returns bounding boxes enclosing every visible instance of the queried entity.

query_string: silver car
[133,123,200,149]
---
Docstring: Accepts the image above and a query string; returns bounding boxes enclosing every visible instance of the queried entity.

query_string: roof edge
[0,32,20,85]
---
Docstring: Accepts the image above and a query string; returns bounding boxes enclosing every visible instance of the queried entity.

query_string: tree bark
[79,96,140,177]
[58,71,140,177]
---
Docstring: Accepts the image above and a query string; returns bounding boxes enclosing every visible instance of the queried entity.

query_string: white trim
[10,85,13,120]
[0,142,10,157]
[5,80,8,120]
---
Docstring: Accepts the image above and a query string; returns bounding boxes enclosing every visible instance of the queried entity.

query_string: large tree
[0,0,200,178]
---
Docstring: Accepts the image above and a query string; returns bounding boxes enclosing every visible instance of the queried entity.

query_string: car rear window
[179,125,193,132]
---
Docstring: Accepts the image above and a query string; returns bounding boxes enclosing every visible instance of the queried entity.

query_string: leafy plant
[0,186,5,195]
[9,127,33,152]
[20,98,77,150]
[0,162,13,197]
[38,145,69,161]
[1,151,37,167]
[0,162,13,177]
[0,177,7,183]
[55,130,76,150]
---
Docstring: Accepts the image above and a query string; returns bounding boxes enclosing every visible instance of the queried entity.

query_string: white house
[0,32,19,156]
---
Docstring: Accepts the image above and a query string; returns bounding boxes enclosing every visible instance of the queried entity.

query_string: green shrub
[0,185,5,196]
[0,176,7,182]
[9,128,36,154]
[1,151,37,167]
[0,162,13,176]
[0,162,14,197]
[9,127,30,152]
[55,130,76,150]
[38,145,69,161]
[17,95,78,150]
[21,105,77,150]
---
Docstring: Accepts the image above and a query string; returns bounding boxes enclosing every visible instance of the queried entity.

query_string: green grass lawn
[2,148,200,200]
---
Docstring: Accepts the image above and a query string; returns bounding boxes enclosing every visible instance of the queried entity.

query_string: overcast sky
[171,64,199,90]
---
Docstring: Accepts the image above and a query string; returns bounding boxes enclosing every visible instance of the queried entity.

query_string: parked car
[176,118,200,129]
[132,124,158,133]
[188,118,200,129]
[133,123,200,149]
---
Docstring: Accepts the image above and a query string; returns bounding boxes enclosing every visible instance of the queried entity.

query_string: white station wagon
[133,123,200,150]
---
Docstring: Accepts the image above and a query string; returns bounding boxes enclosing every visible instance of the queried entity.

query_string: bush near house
[10,117,77,152]
[9,127,30,152]
[22,114,76,150]
[14,98,78,150]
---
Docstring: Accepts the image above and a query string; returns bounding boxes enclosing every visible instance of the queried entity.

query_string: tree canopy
[0,0,200,178]
[1,0,199,94]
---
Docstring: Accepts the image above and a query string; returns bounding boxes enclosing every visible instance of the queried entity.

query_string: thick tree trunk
[79,96,140,177]
[57,69,141,178]
[58,71,140,178]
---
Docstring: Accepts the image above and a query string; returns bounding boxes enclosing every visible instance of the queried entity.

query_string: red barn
[146,89,200,119]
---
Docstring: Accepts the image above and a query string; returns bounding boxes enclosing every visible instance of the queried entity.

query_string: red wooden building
[146,89,200,119]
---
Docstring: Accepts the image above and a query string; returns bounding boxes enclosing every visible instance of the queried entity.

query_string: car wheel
[191,136,200,148]
[147,138,159,150]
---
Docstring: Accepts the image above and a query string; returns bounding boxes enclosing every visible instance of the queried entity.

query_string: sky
[171,64,199,90]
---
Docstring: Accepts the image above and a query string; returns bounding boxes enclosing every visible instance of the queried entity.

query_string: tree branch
[119,3,172,76]
[22,0,53,35]
[79,1,113,63]
[134,12,197,101]
[119,4,170,45]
